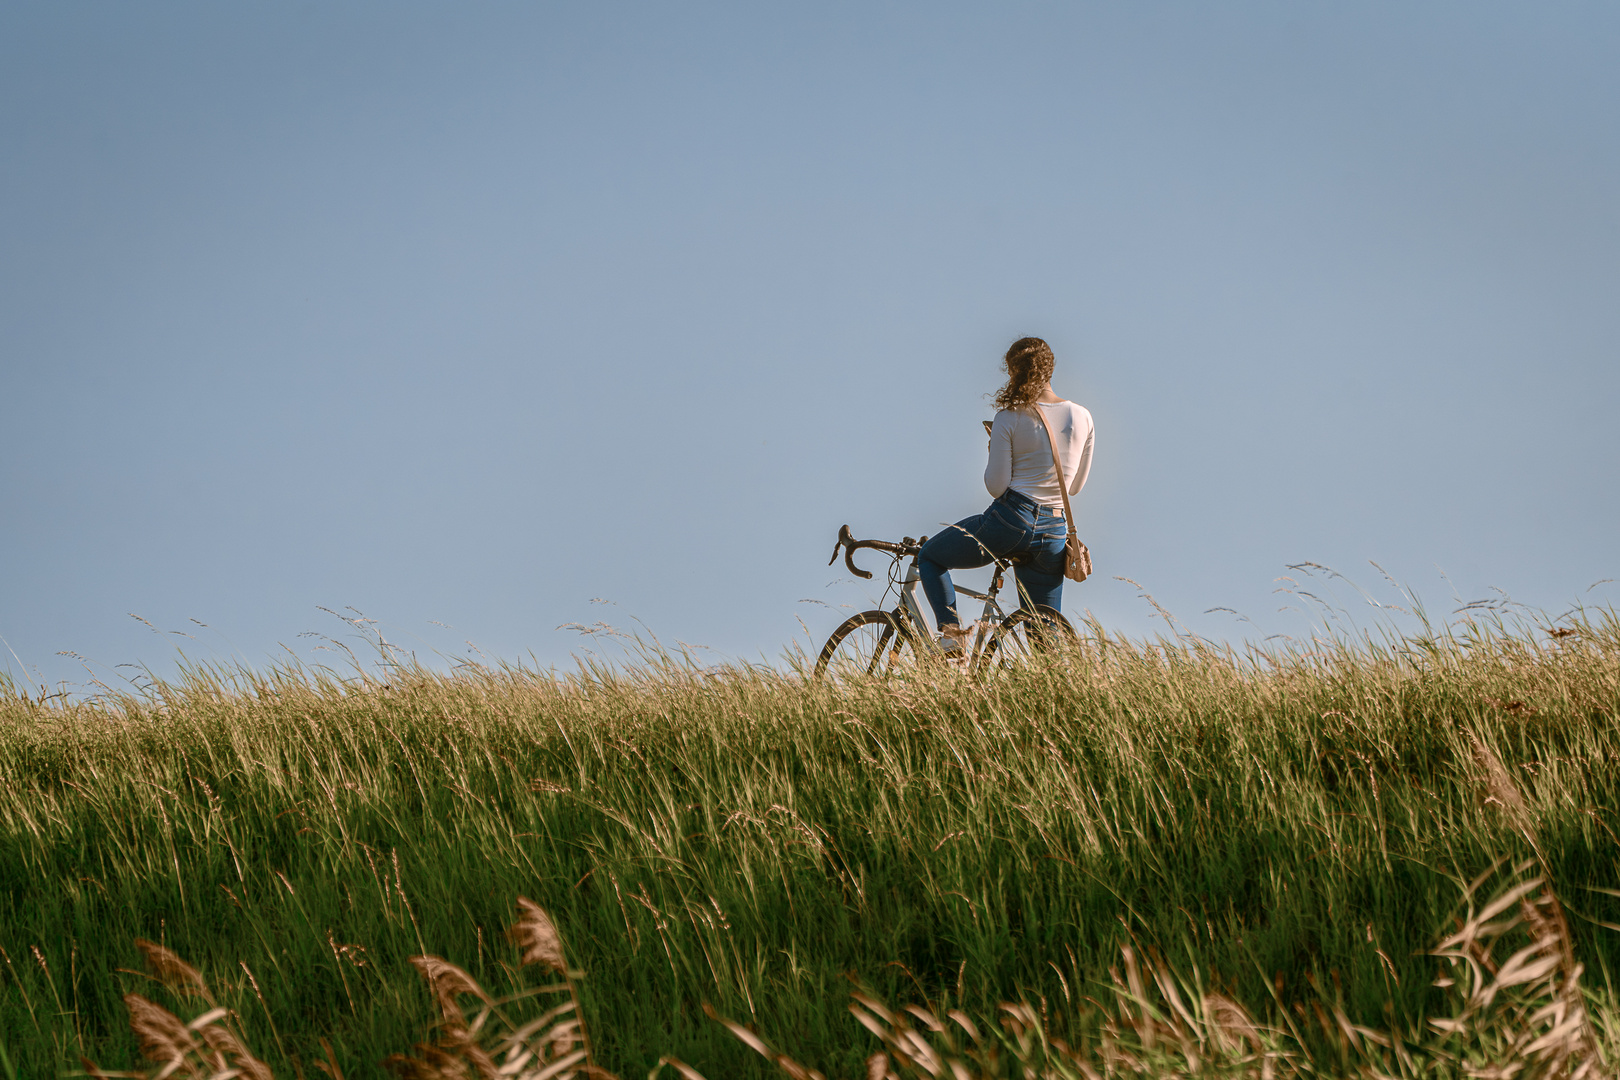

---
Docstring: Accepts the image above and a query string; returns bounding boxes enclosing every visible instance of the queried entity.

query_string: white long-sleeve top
[984,401,1094,511]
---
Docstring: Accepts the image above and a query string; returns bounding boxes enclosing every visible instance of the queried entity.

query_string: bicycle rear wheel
[813,609,919,681]
[974,605,1078,676]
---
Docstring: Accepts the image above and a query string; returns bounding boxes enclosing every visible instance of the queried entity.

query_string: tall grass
[2,606,1619,1077]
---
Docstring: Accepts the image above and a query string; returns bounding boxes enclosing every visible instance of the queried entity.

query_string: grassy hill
[3,610,1619,1077]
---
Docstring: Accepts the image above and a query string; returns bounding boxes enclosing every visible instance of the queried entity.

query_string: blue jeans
[918,488,1068,629]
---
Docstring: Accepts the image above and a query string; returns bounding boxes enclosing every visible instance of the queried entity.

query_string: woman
[918,336,1095,654]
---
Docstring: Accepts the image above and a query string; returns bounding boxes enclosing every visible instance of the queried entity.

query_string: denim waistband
[996,487,1063,518]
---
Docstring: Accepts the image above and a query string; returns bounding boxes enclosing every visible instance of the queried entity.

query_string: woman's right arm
[983,412,1013,496]
[1068,408,1094,495]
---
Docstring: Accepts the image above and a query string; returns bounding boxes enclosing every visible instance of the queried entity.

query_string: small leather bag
[1030,403,1092,583]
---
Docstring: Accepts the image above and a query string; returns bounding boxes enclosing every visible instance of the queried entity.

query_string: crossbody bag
[1030,403,1093,583]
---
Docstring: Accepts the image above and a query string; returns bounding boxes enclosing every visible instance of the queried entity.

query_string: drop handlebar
[827,525,924,581]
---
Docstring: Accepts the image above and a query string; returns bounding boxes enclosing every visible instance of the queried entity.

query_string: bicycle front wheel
[813,609,919,682]
[974,605,1078,676]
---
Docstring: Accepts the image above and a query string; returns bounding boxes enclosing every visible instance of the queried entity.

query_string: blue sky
[3,2,1617,691]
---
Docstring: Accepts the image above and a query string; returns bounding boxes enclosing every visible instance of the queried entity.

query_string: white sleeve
[1068,410,1093,496]
[983,412,1013,497]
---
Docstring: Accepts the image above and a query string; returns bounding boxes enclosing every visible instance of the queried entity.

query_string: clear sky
[3,2,1617,692]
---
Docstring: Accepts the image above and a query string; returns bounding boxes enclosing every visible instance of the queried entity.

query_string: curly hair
[992,337,1056,412]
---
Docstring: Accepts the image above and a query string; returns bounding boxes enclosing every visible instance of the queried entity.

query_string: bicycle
[813,524,1078,681]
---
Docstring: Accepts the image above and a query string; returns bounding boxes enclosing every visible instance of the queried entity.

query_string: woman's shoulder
[1055,400,1093,425]
[1038,400,1093,439]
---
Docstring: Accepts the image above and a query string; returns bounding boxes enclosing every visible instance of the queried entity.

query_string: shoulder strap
[1030,403,1076,526]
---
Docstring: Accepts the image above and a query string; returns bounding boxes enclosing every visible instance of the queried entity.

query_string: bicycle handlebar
[827,524,924,580]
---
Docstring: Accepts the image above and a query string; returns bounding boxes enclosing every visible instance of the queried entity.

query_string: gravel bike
[814,525,1078,681]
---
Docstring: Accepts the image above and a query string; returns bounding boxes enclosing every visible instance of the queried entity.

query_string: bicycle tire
[974,605,1079,676]
[813,609,919,681]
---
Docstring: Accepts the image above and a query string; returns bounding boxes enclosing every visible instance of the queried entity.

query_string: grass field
[3,603,1619,1077]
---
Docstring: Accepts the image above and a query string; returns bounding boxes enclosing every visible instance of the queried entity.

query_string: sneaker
[936,628,968,658]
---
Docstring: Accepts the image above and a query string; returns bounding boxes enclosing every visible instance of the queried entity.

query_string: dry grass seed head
[134,939,208,997]
[435,1026,500,1079]
[409,955,491,1020]
[1471,734,1529,819]
[1211,994,1264,1052]
[196,1023,274,1080]
[509,897,567,973]
[124,992,199,1067]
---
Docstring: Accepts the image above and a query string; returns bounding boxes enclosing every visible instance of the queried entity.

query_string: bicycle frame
[888,551,1012,663]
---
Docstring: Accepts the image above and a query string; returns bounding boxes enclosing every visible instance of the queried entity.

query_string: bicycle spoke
[975,606,1078,678]
[813,610,918,683]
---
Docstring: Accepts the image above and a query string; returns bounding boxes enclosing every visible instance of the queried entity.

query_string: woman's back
[984,401,1094,509]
